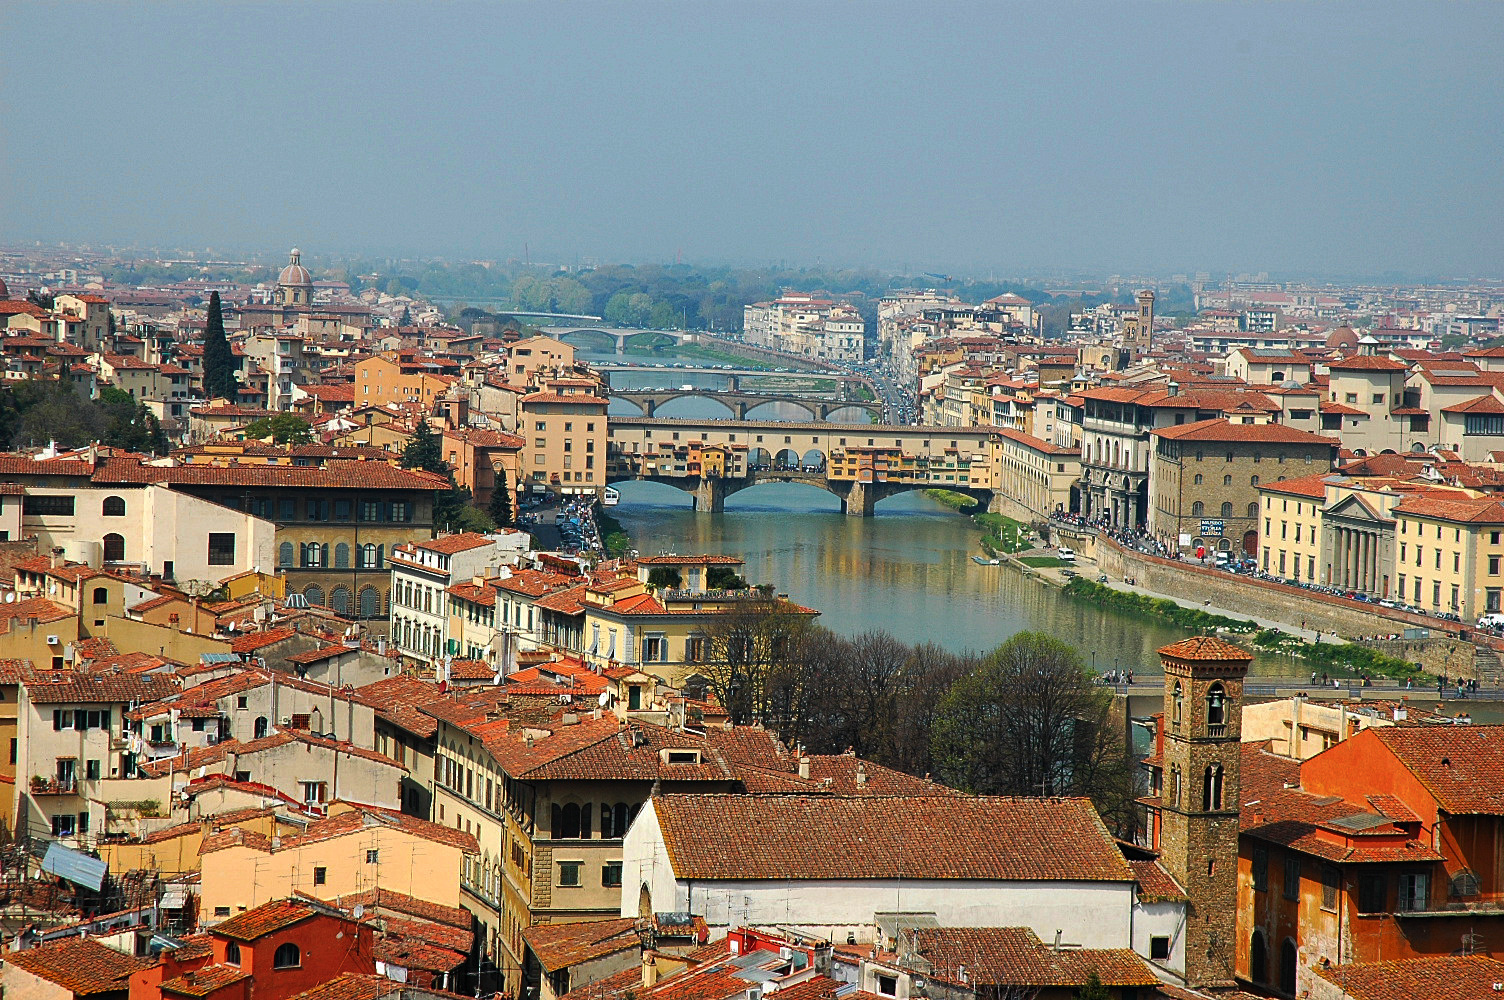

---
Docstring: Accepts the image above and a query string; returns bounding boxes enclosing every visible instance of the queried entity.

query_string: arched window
[1171,681,1184,726]
[556,802,581,838]
[273,943,301,969]
[330,587,351,615]
[1451,869,1481,898]
[1191,501,1204,517]
[1250,475,1260,486]
[334,543,350,569]
[1207,682,1226,726]
[225,941,241,966]
[103,533,125,562]
[361,543,379,569]
[1250,931,1267,984]
[305,586,324,608]
[1221,501,1234,518]
[1170,764,1182,806]
[254,716,269,739]
[1223,474,1232,486]
[92,587,109,605]
[1193,474,1203,485]
[601,801,631,838]
[1248,502,1259,518]
[278,541,294,567]
[1204,763,1224,810]
[359,587,379,618]
[102,496,126,517]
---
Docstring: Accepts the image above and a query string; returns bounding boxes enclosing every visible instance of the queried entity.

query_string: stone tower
[1157,635,1251,988]
[1124,288,1155,353]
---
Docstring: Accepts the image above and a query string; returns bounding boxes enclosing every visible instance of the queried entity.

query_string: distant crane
[922,272,955,283]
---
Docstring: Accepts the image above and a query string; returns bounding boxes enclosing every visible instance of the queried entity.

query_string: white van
[1057,547,1076,562]
[1478,613,1504,629]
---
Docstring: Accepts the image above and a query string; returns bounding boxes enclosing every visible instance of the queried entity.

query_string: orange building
[520,377,608,497]
[443,426,524,514]
[1234,726,1504,996]
[355,352,457,408]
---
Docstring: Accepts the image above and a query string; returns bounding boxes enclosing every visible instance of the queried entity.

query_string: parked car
[1057,547,1076,562]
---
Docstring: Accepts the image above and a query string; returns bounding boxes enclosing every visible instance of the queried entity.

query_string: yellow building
[507,336,577,382]
[197,802,478,922]
[1391,495,1504,621]
[989,427,1081,519]
[98,809,295,877]
[1257,475,1330,584]
[520,378,609,498]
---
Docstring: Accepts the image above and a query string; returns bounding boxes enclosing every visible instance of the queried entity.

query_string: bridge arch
[772,448,802,471]
[800,448,827,471]
[654,395,735,419]
[744,399,818,422]
[608,397,652,417]
[556,328,617,351]
[824,404,879,423]
[748,447,772,470]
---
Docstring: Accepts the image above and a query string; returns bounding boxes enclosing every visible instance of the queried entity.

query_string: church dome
[1326,325,1359,349]
[0,277,9,299]
[277,248,313,288]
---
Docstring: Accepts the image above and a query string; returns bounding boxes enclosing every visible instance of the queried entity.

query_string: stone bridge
[610,387,882,422]
[540,326,700,353]
[606,416,997,516]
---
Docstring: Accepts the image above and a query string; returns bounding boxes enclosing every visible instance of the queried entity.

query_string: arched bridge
[610,388,883,422]
[540,326,701,353]
[606,416,997,516]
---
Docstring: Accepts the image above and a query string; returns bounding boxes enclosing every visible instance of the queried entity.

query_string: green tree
[488,475,514,527]
[201,291,238,401]
[402,422,491,530]
[401,421,446,474]
[931,632,1135,828]
[1076,972,1110,1000]
[243,413,313,445]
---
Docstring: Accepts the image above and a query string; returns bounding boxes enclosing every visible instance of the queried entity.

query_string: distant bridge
[539,326,700,353]
[606,416,996,516]
[609,388,882,422]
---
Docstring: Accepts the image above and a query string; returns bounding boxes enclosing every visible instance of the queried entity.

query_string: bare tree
[698,600,818,725]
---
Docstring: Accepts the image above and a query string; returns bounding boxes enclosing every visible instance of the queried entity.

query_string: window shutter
[53,710,61,731]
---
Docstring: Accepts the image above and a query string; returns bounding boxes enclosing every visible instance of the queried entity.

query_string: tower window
[1207,682,1227,731]
[1171,681,1184,727]
[1204,762,1224,810]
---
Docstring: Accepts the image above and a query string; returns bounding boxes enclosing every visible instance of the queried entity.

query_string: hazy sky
[3,2,1501,277]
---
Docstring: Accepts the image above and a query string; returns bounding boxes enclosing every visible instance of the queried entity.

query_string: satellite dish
[598,690,610,708]
[4,593,13,603]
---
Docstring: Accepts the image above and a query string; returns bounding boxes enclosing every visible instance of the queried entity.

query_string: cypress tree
[202,291,237,401]
[488,473,514,527]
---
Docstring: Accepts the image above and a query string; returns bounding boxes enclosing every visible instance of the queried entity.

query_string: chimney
[50,546,63,569]
[642,953,659,988]
[856,763,867,789]
[798,756,810,780]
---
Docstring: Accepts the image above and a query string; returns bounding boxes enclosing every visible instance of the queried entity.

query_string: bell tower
[1157,635,1251,989]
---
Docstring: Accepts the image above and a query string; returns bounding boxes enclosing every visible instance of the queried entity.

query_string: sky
[2,2,1501,279]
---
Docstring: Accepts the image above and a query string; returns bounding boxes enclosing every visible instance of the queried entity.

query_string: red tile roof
[522,917,640,973]
[1151,418,1338,446]
[160,963,250,996]
[1314,955,1504,1000]
[1158,635,1254,662]
[652,794,1132,882]
[211,898,318,940]
[902,926,1159,988]
[1371,726,1504,814]
[1327,355,1408,371]
[3,936,154,994]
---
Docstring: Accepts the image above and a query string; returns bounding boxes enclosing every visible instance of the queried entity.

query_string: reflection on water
[611,481,1294,676]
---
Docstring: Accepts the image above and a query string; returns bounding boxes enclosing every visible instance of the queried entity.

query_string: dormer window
[663,749,701,765]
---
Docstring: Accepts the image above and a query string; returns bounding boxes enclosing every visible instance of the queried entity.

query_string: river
[609,480,1297,677]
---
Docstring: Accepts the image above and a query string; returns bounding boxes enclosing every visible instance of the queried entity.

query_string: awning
[41,842,107,891]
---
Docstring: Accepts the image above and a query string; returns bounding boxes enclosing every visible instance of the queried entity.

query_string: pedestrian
[1322,672,1329,685]
[1310,671,1318,685]
[1406,678,1413,690]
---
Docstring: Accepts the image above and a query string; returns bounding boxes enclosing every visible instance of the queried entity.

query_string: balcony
[30,778,77,796]
[1208,723,1228,738]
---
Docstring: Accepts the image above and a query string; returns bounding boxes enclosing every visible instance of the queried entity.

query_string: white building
[388,531,529,667]
[621,792,1185,977]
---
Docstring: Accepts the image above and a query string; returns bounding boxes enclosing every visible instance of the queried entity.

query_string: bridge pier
[693,477,727,513]
[725,376,739,392]
[841,481,876,517]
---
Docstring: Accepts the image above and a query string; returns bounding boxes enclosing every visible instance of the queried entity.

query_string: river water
[610,480,1295,677]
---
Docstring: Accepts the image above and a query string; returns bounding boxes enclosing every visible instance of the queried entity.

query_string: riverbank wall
[1360,638,1477,680]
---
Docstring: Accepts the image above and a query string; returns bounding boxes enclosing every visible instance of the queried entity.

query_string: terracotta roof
[355,675,446,737]
[211,898,318,940]
[160,963,250,996]
[1150,418,1338,445]
[1158,636,1254,662]
[1129,859,1187,902]
[286,973,472,1000]
[1391,495,1504,524]
[523,916,639,972]
[414,532,497,554]
[1314,955,1504,1000]
[1257,473,1330,499]
[1441,393,1504,414]
[23,673,178,705]
[1371,726,1504,814]
[1327,355,1408,371]
[902,926,1159,989]
[91,456,449,491]
[652,794,1132,882]
[3,936,154,994]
